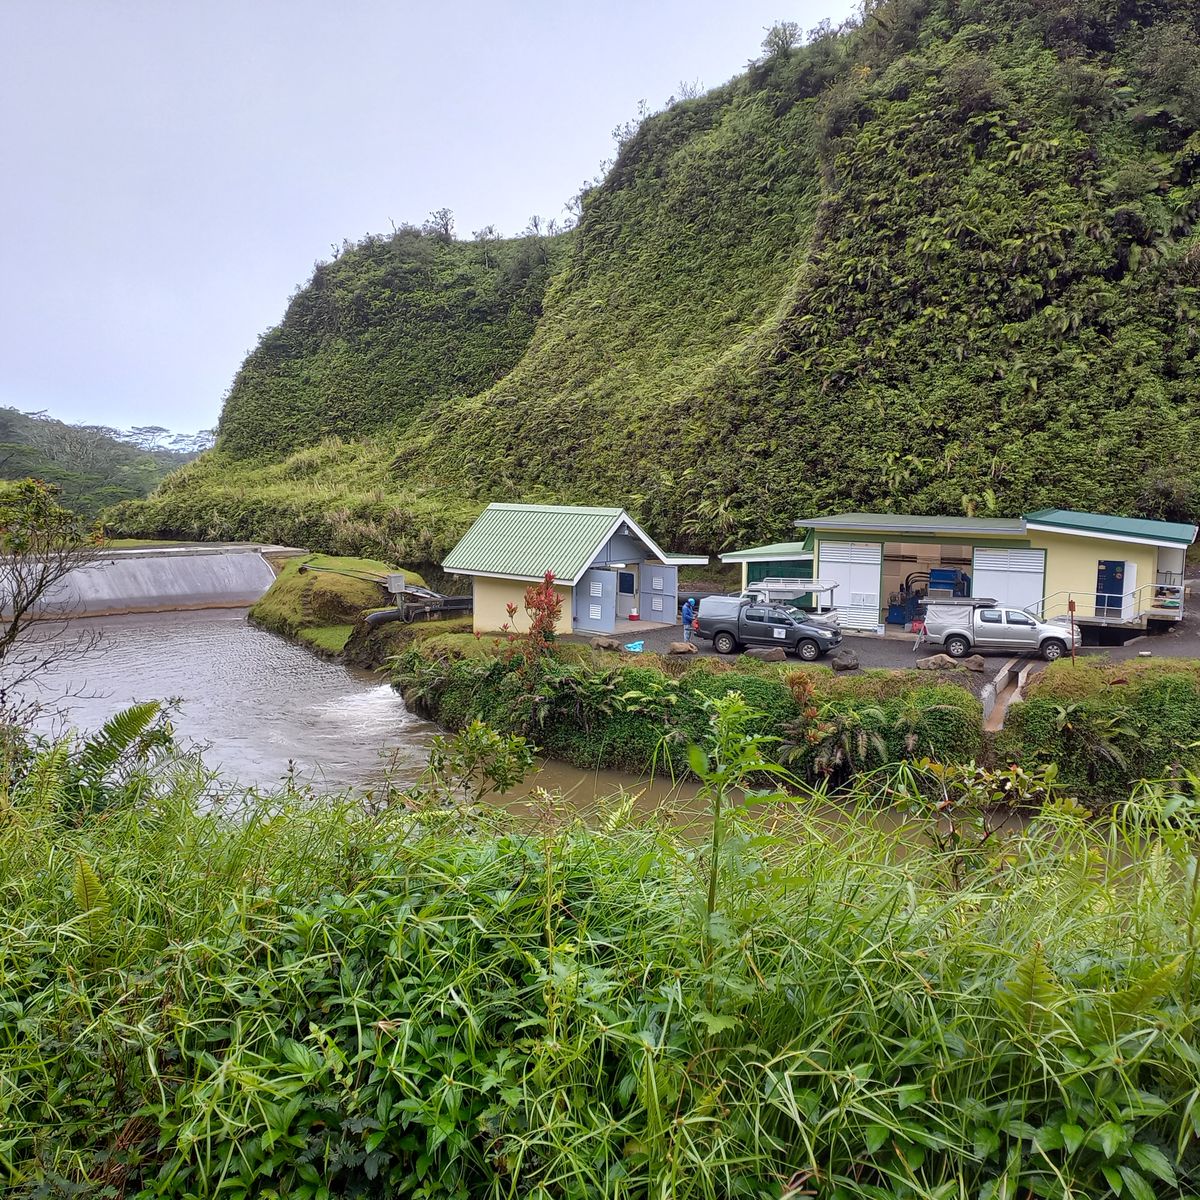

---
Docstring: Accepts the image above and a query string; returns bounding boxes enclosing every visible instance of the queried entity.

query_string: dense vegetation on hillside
[112,0,1200,558]
[0,408,207,519]
[218,226,565,460]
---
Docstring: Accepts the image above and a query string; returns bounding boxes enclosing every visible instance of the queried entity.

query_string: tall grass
[0,716,1198,1197]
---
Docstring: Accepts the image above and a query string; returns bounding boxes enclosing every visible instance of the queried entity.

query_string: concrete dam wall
[38,545,281,617]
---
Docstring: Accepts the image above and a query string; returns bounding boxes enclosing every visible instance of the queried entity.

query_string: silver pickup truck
[921,599,1080,661]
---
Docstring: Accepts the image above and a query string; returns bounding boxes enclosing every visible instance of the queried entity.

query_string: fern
[75,701,163,789]
[995,943,1065,1035]
[1105,957,1182,1035]
[73,854,111,955]
[17,742,70,817]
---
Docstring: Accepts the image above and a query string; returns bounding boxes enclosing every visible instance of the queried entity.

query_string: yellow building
[725,509,1195,633]
[442,503,706,636]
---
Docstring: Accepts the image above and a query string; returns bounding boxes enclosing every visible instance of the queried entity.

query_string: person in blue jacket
[681,596,698,642]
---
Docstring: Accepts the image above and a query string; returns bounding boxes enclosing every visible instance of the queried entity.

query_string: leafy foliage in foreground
[0,710,1198,1197]
[395,636,985,780]
[114,0,1200,560]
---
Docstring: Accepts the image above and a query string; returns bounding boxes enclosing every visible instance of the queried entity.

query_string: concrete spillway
[36,545,282,617]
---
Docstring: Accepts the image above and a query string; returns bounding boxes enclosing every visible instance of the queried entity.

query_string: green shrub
[3,721,1199,1198]
[1001,659,1200,801]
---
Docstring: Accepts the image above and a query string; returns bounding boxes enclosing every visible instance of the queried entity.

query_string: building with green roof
[723,509,1196,633]
[443,503,706,635]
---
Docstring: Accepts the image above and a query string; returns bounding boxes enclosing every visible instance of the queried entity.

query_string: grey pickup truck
[921,598,1080,661]
[695,597,842,661]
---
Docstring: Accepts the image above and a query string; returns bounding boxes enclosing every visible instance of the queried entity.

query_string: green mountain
[110,0,1200,561]
[0,408,207,520]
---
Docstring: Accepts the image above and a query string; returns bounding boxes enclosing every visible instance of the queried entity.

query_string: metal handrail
[1026,582,1184,622]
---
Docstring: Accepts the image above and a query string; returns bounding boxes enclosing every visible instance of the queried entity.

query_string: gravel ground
[1078,606,1200,661]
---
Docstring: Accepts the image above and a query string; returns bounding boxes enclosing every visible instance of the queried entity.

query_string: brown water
[17,609,438,791]
[9,611,963,839]
[12,610,706,803]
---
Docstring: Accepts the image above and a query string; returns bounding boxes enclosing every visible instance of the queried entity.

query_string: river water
[16,609,704,812]
[22,609,437,791]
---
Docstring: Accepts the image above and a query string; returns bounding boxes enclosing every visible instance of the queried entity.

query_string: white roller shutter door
[971,548,1046,613]
[818,541,882,629]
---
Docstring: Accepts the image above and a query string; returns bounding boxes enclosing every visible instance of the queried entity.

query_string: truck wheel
[796,639,820,661]
[1041,638,1066,662]
[945,635,970,658]
[713,631,737,655]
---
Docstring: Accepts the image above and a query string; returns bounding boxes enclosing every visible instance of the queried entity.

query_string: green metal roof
[1024,509,1197,547]
[442,503,705,583]
[795,512,1026,537]
[721,534,814,563]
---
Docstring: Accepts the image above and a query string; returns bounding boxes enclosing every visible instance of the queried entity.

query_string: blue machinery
[886,568,971,625]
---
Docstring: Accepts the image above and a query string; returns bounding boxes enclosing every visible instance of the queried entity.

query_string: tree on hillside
[424,208,455,242]
[760,20,801,60]
[472,225,499,268]
[0,479,102,695]
[124,425,171,452]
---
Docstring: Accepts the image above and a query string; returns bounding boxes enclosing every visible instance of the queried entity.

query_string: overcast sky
[1,0,854,434]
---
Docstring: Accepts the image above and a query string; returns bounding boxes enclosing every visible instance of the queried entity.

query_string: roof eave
[720,550,814,563]
[1024,521,1195,549]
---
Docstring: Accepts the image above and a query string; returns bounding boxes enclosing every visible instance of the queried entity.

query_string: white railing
[1026,583,1184,623]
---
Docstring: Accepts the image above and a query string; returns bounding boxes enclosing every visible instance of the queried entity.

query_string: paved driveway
[567,621,1001,674]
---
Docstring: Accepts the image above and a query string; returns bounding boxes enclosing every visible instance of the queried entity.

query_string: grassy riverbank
[249,553,425,656]
[2,704,1198,1197]
[396,637,1200,799]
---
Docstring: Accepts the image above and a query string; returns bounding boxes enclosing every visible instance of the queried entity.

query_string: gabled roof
[442,503,706,584]
[795,512,1026,537]
[1024,509,1197,548]
[720,533,814,563]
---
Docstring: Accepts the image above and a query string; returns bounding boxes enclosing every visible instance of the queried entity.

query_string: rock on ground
[916,653,958,670]
[591,637,623,651]
[829,649,859,671]
[746,646,787,662]
[961,654,986,672]
[668,641,698,654]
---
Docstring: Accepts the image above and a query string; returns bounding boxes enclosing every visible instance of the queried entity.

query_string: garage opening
[882,541,972,627]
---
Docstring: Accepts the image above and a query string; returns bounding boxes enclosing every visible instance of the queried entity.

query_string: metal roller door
[971,548,1046,613]
[817,541,881,629]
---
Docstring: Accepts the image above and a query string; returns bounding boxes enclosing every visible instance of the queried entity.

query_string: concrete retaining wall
[35,546,279,617]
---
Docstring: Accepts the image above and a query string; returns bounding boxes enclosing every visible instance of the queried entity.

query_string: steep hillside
[217,227,564,460]
[112,0,1200,560]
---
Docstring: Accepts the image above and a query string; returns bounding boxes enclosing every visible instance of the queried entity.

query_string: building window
[618,571,635,595]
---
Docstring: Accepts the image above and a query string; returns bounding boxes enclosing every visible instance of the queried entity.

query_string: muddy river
[15,609,704,811]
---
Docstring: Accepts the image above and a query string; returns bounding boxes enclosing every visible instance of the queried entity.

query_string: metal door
[817,541,881,629]
[641,564,679,625]
[574,569,617,633]
[972,548,1046,613]
[1096,560,1124,618]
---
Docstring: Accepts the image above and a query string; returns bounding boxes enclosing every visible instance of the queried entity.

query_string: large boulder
[829,649,859,672]
[916,653,960,671]
[668,641,698,655]
[591,637,623,651]
[961,654,987,673]
[745,646,787,663]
